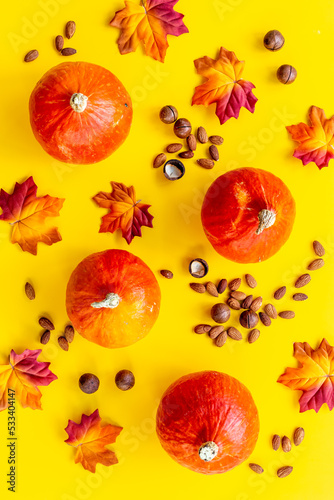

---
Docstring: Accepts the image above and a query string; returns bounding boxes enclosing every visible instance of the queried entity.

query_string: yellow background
[1,0,334,498]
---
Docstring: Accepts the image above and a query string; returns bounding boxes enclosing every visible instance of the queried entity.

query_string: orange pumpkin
[66,249,160,348]
[201,167,296,263]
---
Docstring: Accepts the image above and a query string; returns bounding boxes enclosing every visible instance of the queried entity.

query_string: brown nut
[277,65,297,84]
[65,20,76,39]
[229,278,241,291]
[217,278,227,294]
[24,49,39,62]
[79,373,100,394]
[187,134,197,151]
[153,153,167,168]
[263,30,285,51]
[242,295,253,309]
[194,324,211,334]
[259,312,271,327]
[55,35,64,52]
[211,303,231,323]
[174,118,192,138]
[115,369,135,391]
[248,329,260,344]
[159,105,178,124]
[239,310,259,329]
[197,126,208,143]
[160,269,173,279]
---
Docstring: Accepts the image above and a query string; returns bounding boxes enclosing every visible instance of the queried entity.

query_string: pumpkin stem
[91,293,120,309]
[198,441,219,462]
[256,209,276,235]
[70,93,88,113]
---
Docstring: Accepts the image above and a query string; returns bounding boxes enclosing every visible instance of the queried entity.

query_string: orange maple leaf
[0,177,65,255]
[65,409,123,473]
[110,0,188,62]
[277,338,334,413]
[0,349,58,411]
[286,106,334,169]
[92,181,153,244]
[192,47,257,125]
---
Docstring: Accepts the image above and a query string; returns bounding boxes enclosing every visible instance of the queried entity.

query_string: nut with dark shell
[239,310,259,329]
[159,105,178,124]
[189,258,209,278]
[263,30,285,51]
[79,373,100,394]
[276,65,297,84]
[173,118,192,138]
[115,370,135,391]
[211,303,231,324]
[163,159,185,180]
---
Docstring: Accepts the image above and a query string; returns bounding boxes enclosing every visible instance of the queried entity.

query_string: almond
[277,466,293,478]
[307,258,324,271]
[293,427,305,446]
[187,134,197,151]
[279,310,295,319]
[209,135,224,145]
[178,150,194,159]
[197,126,208,143]
[313,240,325,256]
[40,330,50,345]
[264,303,277,319]
[250,296,262,312]
[242,295,253,309]
[215,331,227,347]
[230,291,246,301]
[249,463,264,474]
[227,297,241,310]
[24,49,39,62]
[209,325,224,339]
[209,145,219,161]
[166,143,182,153]
[293,293,308,301]
[274,286,286,300]
[61,47,77,56]
[227,327,242,340]
[189,283,206,293]
[272,434,281,451]
[217,278,227,294]
[55,35,64,52]
[248,328,260,343]
[259,312,271,326]
[58,336,69,351]
[295,273,311,288]
[160,269,173,279]
[206,281,219,297]
[194,324,212,334]
[25,282,35,300]
[64,324,75,343]
[197,158,214,169]
[245,274,257,288]
[153,153,166,168]
[282,435,292,452]
[229,278,241,291]
[65,20,76,39]
[39,317,55,330]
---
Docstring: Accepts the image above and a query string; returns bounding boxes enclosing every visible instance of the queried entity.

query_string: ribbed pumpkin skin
[201,168,296,263]
[66,249,160,348]
[29,62,132,164]
[156,371,259,475]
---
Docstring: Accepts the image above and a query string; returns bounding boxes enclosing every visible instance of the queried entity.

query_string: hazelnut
[115,370,135,391]
[79,373,100,394]
[159,105,178,124]
[174,118,192,139]
[211,303,231,324]
[263,30,285,51]
[239,310,259,329]
[276,65,297,84]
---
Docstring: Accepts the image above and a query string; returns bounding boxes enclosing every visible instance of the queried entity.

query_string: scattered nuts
[178,150,194,159]
[206,282,219,297]
[189,258,209,278]
[229,278,241,291]
[250,296,262,312]
[307,258,324,271]
[293,427,305,446]
[160,269,173,279]
[230,291,246,301]
[282,436,292,452]
[174,118,192,138]
[194,324,211,334]
[166,143,182,153]
[274,286,286,300]
[25,282,35,300]
[215,331,227,347]
[24,50,39,62]
[217,278,227,294]
[245,274,257,288]
[189,283,206,293]
[209,135,224,145]
[242,295,253,309]
[293,293,308,301]
[79,373,100,394]
[209,145,219,161]
[227,327,242,340]
[264,304,277,319]
[153,153,167,168]
[227,297,241,310]
[249,463,264,474]
[39,317,55,330]
[277,466,293,478]
[239,310,259,329]
[187,134,197,151]
[163,159,185,180]
[209,325,224,339]
[58,336,69,351]
[65,20,76,39]
[277,64,297,84]
[160,105,178,124]
[211,303,231,323]
[55,35,64,52]
[248,329,260,344]
[61,48,77,56]
[40,330,50,345]
[263,30,285,51]
[259,312,271,327]
[115,369,135,391]
[197,158,215,169]
[64,324,75,343]
[313,240,325,256]
[279,311,295,319]
[272,434,281,451]
[295,274,311,288]
[197,126,208,143]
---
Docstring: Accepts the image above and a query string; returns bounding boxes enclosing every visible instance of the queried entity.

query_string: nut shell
[189,258,209,278]
[163,159,185,180]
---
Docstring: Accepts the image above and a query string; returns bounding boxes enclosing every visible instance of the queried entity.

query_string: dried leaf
[93,181,153,244]
[0,177,64,255]
[192,47,257,125]
[0,349,57,411]
[277,338,334,413]
[286,106,334,169]
[110,0,188,63]
[65,409,123,473]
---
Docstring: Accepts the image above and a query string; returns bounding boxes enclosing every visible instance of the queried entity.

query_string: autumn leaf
[65,409,123,473]
[0,177,65,255]
[92,181,153,244]
[286,106,334,169]
[192,47,258,125]
[0,349,58,412]
[110,0,188,63]
[277,338,334,413]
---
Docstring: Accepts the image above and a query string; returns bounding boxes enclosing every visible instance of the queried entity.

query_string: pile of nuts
[24,20,77,62]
